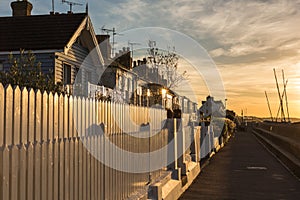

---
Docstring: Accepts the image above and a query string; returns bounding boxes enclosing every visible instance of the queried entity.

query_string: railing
[0,83,201,200]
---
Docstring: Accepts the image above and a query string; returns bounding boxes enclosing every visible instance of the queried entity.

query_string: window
[128,78,132,92]
[183,99,188,112]
[123,77,128,91]
[63,64,72,85]
[118,75,122,90]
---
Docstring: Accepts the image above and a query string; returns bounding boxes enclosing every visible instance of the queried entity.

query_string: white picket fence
[0,83,176,200]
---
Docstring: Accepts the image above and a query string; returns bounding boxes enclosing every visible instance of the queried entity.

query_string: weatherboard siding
[0,52,55,76]
[55,43,98,84]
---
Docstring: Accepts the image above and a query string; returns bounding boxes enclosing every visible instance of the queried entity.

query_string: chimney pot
[11,0,33,17]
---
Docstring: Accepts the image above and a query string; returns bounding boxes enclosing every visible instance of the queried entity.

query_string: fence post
[13,86,21,146]
[47,92,54,200]
[0,83,4,147]
[12,86,21,199]
[41,91,48,200]
[5,85,13,146]
[0,84,3,199]
[64,95,70,200]
[19,88,28,199]
[174,118,178,170]
[34,90,42,200]
[191,126,201,162]
[69,95,75,200]
[177,118,188,176]
[53,92,59,199]
[167,118,181,180]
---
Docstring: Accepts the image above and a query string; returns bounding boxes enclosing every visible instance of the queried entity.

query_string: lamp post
[137,86,142,106]
[225,98,228,117]
[161,88,166,108]
[147,89,150,107]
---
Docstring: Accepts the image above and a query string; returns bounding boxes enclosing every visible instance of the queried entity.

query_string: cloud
[209,48,226,57]
[88,0,300,64]
[1,0,300,116]
[3,0,300,62]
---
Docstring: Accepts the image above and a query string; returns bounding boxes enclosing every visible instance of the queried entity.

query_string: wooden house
[0,0,104,92]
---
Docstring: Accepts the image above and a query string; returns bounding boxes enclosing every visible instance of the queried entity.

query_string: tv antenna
[62,0,83,13]
[101,26,123,57]
[128,41,141,59]
[52,0,55,13]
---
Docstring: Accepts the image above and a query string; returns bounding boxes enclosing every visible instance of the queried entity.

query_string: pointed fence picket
[0,84,201,200]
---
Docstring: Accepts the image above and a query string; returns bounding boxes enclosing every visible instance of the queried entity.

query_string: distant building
[0,0,198,111]
[0,0,104,94]
[199,96,225,119]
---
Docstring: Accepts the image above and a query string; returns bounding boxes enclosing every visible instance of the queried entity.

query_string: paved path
[180,130,300,200]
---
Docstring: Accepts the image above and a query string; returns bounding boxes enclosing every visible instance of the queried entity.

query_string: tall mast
[265,91,273,121]
[275,79,288,122]
[273,68,286,122]
[282,70,290,122]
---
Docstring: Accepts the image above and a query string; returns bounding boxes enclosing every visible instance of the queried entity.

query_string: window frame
[63,63,72,85]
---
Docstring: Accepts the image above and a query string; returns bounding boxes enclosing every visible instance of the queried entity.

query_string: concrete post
[209,125,214,153]
[191,126,201,162]
[174,119,178,170]
[167,119,181,180]
[177,118,188,176]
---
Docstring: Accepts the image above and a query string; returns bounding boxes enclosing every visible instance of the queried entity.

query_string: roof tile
[0,13,87,51]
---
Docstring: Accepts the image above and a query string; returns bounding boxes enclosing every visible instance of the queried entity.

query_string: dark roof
[0,13,87,51]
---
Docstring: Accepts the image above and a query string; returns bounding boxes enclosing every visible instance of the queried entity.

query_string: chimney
[11,0,33,17]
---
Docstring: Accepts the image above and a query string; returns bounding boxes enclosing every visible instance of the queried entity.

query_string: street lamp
[161,89,167,107]
[225,98,227,108]
[146,89,150,107]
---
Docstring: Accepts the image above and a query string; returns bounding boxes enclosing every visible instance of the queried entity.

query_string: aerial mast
[52,0,55,13]
[62,0,83,13]
[101,27,122,57]
[128,41,141,60]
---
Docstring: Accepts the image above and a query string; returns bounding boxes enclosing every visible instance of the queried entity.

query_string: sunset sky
[1,0,300,118]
